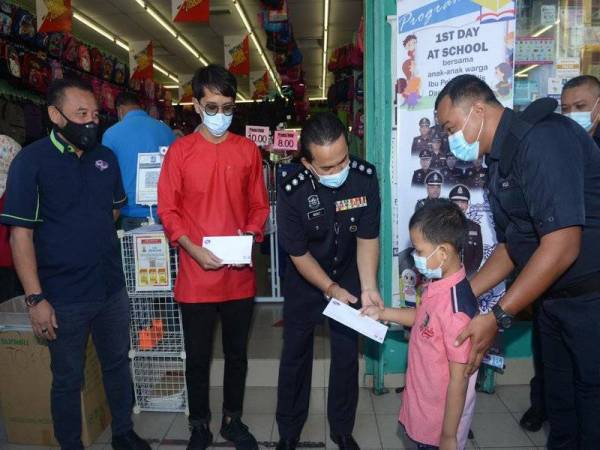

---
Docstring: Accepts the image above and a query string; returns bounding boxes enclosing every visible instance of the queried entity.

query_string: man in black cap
[430,110,450,152]
[415,171,442,211]
[449,184,483,278]
[441,154,464,186]
[411,117,432,156]
[411,149,432,185]
[429,134,447,170]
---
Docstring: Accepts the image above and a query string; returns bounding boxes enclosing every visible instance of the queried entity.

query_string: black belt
[547,273,600,299]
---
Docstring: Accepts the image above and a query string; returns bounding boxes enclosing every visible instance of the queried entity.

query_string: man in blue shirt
[103,92,176,230]
[0,78,150,450]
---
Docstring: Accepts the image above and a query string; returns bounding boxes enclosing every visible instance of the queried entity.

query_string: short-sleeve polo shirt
[487,108,600,289]
[0,130,127,304]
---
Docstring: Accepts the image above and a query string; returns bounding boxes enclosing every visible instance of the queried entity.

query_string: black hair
[562,75,600,95]
[115,91,141,108]
[192,64,237,100]
[403,34,417,46]
[409,198,467,252]
[47,78,94,108]
[299,112,347,162]
[434,74,501,111]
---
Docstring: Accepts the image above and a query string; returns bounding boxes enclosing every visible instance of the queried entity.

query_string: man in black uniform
[464,157,487,189]
[436,74,600,450]
[411,117,432,155]
[275,113,382,450]
[430,109,450,153]
[449,184,483,278]
[441,154,464,186]
[411,149,432,185]
[561,75,600,148]
[415,170,442,211]
[429,134,447,170]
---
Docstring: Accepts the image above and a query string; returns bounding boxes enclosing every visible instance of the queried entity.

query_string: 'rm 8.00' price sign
[273,130,298,152]
[245,125,270,146]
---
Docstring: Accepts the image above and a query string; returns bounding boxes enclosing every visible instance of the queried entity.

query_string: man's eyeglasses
[200,102,236,116]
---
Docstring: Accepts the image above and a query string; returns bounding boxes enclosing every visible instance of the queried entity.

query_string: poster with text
[134,233,171,292]
[129,41,154,83]
[36,0,72,33]
[172,0,209,23]
[393,0,514,312]
[225,35,250,76]
[178,73,194,104]
[250,70,269,99]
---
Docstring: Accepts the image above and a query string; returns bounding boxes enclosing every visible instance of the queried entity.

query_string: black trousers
[180,298,254,424]
[528,300,545,414]
[276,294,359,439]
[538,292,600,449]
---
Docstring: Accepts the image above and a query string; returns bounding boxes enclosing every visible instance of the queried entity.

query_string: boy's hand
[360,305,384,321]
[439,435,457,450]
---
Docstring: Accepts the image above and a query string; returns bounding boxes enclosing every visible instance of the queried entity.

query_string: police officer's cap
[425,171,443,186]
[419,149,432,159]
[431,134,442,143]
[449,184,470,201]
[419,117,431,127]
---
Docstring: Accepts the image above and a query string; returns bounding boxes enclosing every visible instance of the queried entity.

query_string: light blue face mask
[315,162,350,189]
[412,246,443,279]
[448,108,484,162]
[202,112,232,137]
[565,98,599,132]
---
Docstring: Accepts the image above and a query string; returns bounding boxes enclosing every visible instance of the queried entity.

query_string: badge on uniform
[307,208,325,220]
[308,195,320,210]
[335,196,367,212]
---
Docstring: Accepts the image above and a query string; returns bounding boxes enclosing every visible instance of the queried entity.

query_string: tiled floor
[1,385,548,449]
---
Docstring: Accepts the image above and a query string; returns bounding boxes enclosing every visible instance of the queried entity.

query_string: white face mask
[448,108,484,162]
[565,98,600,132]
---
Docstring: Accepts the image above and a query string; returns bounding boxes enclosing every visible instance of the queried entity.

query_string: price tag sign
[245,125,271,146]
[272,130,299,152]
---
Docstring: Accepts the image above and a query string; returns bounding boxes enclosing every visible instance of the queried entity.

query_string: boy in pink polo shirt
[363,199,478,450]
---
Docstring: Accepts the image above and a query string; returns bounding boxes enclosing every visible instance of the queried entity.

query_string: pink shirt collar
[425,266,467,296]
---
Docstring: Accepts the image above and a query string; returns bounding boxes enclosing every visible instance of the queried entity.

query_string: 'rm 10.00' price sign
[245,125,270,146]
[272,130,298,152]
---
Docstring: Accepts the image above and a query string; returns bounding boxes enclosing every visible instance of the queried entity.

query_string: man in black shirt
[561,75,600,148]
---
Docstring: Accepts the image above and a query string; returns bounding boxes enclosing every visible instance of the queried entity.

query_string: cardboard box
[0,298,111,446]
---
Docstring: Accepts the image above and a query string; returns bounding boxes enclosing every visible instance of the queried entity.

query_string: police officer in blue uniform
[436,75,600,450]
[411,117,432,156]
[411,149,432,185]
[415,171,443,211]
[275,113,382,450]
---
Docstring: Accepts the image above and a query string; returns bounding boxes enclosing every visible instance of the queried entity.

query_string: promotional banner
[133,233,171,292]
[36,0,72,33]
[178,73,194,104]
[225,34,250,76]
[129,41,154,82]
[250,70,269,99]
[392,0,515,312]
[172,0,210,23]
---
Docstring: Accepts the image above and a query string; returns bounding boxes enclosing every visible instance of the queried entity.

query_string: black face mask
[55,109,99,152]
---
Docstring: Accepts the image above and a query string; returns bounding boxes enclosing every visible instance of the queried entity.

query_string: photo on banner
[36,0,72,33]
[224,34,250,76]
[172,0,210,23]
[392,0,516,312]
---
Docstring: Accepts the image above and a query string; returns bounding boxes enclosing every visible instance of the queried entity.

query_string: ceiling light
[309,97,327,101]
[231,0,282,95]
[178,102,195,106]
[146,7,178,37]
[322,0,330,97]
[73,12,115,43]
[164,85,179,89]
[177,36,199,58]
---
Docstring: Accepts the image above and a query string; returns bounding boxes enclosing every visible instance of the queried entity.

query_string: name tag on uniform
[469,230,479,236]
[335,196,367,212]
[307,208,325,220]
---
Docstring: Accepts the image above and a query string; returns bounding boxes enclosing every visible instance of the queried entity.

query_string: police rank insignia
[308,195,320,209]
[335,196,367,212]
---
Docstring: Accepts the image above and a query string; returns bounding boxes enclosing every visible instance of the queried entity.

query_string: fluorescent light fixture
[178,102,195,106]
[177,36,200,58]
[231,0,282,95]
[532,19,560,37]
[164,85,179,89]
[515,64,539,77]
[73,12,115,43]
[237,92,247,101]
[116,39,129,51]
[322,0,330,97]
[237,99,260,104]
[309,97,327,101]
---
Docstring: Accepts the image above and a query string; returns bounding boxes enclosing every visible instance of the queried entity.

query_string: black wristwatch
[491,303,514,329]
[24,293,45,308]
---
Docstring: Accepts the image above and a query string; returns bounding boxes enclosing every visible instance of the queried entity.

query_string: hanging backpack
[62,34,80,66]
[6,44,22,81]
[102,55,115,81]
[49,59,63,80]
[114,61,126,85]
[22,52,49,93]
[47,32,64,59]
[11,8,35,44]
[0,2,12,37]
[77,44,91,72]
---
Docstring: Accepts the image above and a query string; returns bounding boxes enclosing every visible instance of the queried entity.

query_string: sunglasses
[200,102,236,116]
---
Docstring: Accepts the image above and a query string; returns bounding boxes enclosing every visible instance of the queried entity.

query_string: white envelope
[202,235,253,265]
[323,299,388,344]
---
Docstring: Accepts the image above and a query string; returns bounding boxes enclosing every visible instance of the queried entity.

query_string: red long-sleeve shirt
[157,132,269,303]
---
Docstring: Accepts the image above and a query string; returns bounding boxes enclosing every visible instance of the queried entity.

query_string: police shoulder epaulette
[350,158,375,176]
[281,168,312,194]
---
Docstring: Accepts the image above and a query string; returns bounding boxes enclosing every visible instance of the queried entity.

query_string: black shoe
[187,422,213,450]
[519,407,546,432]
[330,433,360,450]
[276,437,299,450]
[112,430,151,450]
[220,416,258,450]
